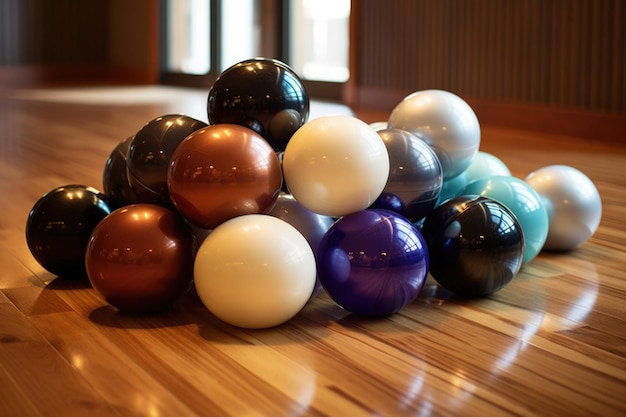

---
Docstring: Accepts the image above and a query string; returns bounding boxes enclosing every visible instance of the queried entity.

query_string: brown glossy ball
[85,204,196,313]
[168,124,283,229]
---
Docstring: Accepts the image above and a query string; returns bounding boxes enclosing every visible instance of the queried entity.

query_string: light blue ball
[459,175,548,264]
[464,151,511,181]
[437,151,511,206]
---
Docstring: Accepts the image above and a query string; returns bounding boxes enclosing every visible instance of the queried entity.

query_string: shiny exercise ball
[194,214,316,329]
[85,204,196,313]
[525,165,602,251]
[460,176,549,264]
[464,151,511,180]
[388,89,480,180]
[282,115,390,217]
[436,151,511,206]
[377,128,442,222]
[168,124,282,229]
[369,191,405,215]
[421,196,524,297]
[436,173,469,207]
[268,193,335,298]
[26,185,113,279]
[207,58,309,152]
[102,135,140,208]
[317,209,429,316]
[126,114,207,207]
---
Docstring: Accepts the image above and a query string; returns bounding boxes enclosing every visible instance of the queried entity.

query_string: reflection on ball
[317,209,429,316]
[282,115,390,217]
[25,184,112,279]
[421,196,524,297]
[194,215,316,329]
[460,176,549,264]
[525,165,602,250]
[388,89,480,180]
[168,124,282,229]
[85,204,196,313]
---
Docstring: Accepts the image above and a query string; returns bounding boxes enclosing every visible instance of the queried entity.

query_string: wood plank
[0,303,118,416]
[0,86,625,416]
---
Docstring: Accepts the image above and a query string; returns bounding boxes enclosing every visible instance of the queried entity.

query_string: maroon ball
[85,204,197,313]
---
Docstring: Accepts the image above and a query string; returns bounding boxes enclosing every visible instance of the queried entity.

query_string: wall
[349,0,625,139]
[0,0,157,86]
[108,0,159,83]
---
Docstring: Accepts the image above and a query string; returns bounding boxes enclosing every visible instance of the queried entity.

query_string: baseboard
[0,65,157,88]
[353,87,625,142]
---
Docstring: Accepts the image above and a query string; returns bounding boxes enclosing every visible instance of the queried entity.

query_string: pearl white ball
[525,165,602,251]
[282,115,390,217]
[193,215,316,328]
[388,89,480,179]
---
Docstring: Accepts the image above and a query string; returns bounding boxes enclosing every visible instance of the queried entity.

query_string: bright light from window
[166,0,210,75]
[290,0,350,82]
[220,0,259,71]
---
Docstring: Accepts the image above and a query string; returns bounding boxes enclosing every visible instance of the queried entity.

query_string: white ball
[525,165,602,250]
[388,89,480,179]
[282,115,390,217]
[193,214,316,328]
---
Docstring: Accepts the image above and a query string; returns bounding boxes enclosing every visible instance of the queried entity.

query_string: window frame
[159,0,347,100]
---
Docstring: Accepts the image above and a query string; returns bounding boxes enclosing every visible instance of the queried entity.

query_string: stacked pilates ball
[24,58,602,328]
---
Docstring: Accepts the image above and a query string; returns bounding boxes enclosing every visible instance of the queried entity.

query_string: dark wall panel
[0,0,109,66]
[356,0,625,113]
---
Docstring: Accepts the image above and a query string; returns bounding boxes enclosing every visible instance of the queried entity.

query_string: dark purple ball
[25,184,113,279]
[207,58,309,152]
[420,195,524,297]
[317,209,429,316]
[369,191,405,215]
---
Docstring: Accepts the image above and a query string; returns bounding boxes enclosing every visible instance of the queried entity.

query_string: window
[164,0,211,75]
[220,0,259,71]
[288,0,350,83]
[161,0,350,98]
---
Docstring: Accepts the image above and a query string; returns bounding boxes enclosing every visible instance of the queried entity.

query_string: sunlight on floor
[3,85,353,122]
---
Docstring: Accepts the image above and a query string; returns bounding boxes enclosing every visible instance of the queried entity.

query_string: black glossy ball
[421,195,524,297]
[207,58,309,152]
[25,185,113,279]
[126,114,207,207]
[102,135,139,209]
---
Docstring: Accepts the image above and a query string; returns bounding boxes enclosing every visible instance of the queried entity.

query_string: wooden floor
[1,86,625,417]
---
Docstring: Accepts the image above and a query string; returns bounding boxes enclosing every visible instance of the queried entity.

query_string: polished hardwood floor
[0,86,624,417]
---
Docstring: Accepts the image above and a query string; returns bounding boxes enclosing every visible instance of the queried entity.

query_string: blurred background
[1,0,624,138]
